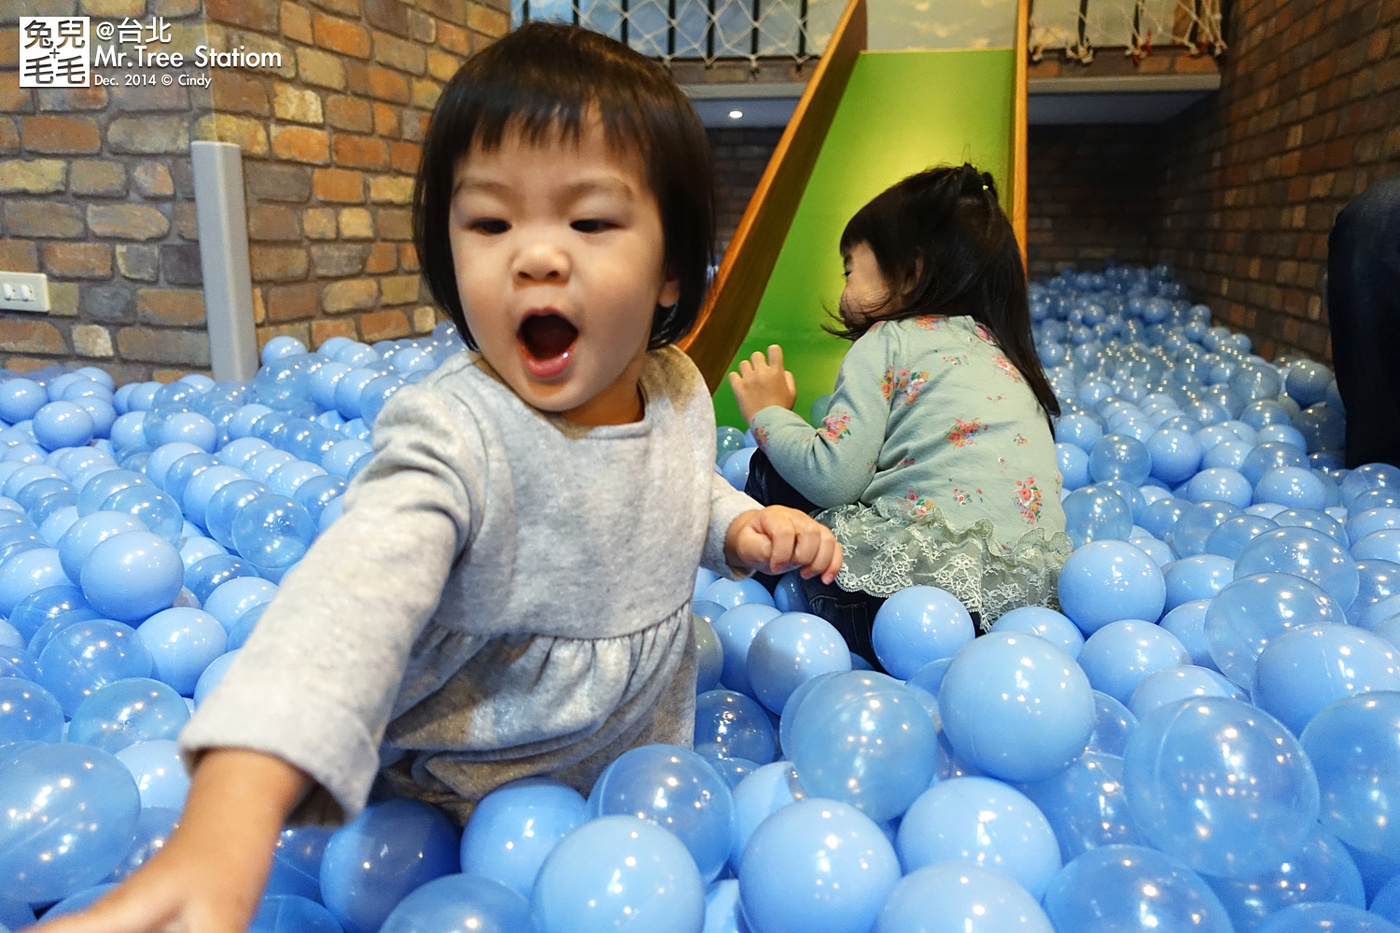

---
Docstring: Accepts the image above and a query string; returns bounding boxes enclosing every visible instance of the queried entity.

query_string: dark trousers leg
[1328,172,1400,470]
[743,448,821,514]
[801,577,888,672]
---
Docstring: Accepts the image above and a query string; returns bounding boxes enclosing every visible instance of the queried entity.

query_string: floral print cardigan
[748,315,1066,553]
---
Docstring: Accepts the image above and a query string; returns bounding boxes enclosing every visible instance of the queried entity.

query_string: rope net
[1029,0,1225,64]
[514,0,821,65]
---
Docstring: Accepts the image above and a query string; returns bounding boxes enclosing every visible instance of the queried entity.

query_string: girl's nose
[514,239,570,282]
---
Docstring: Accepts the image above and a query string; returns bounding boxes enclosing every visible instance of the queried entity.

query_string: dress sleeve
[702,469,761,578]
[747,327,891,509]
[179,383,484,824]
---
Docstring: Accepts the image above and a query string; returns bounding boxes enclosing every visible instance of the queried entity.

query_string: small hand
[727,345,797,424]
[725,506,842,584]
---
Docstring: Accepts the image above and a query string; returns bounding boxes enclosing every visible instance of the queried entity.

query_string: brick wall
[707,125,782,254]
[1024,124,1158,280]
[1147,0,1400,362]
[0,0,509,379]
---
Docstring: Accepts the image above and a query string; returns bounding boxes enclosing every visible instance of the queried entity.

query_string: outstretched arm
[36,748,309,933]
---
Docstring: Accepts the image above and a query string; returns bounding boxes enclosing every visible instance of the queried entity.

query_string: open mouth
[517,312,578,376]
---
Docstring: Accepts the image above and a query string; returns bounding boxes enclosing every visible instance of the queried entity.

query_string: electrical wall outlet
[0,272,50,313]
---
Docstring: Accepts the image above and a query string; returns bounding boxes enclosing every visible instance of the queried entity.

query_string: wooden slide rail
[1013,0,1030,271]
[679,0,868,393]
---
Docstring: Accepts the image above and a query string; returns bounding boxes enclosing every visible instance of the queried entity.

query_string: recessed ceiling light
[728,109,743,119]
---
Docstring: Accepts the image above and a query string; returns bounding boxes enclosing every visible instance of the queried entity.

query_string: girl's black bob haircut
[413,22,715,350]
[834,163,1061,426]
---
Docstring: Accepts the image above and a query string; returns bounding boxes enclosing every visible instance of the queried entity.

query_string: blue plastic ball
[116,738,190,810]
[1042,844,1234,933]
[693,613,723,692]
[710,602,780,696]
[100,483,184,545]
[897,776,1061,898]
[869,585,975,678]
[1162,553,1235,609]
[205,479,268,550]
[1089,434,1153,486]
[1123,697,1319,878]
[1077,619,1192,704]
[1255,903,1400,933]
[1204,514,1279,560]
[1020,749,1140,862]
[231,493,316,582]
[67,676,190,753]
[1126,663,1242,719]
[990,605,1084,658]
[458,777,588,900]
[1058,540,1167,634]
[693,688,777,764]
[1062,484,1133,547]
[137,606,228,696]
[1206,827,1365,933]
[103,805,181,884]
[250,894,345,933]
[738,798,900,933]
[1146,429,1202,485]
[1252,624,1400,736]
[1057,443,1092,490]
[379,874,535,933]
[0,676,63,745]
[1235,525,1360,609]
[0,544,71,616]
[32,400,95,451]
[533,815,704,933]
[79,530,183,622]
[938,632,1095,782]
[36,617,155,715]
[1205,572,1344,688]
[729,760,806,872]
[787,672,939,820]
[320,799,460,933]
[0,742,141,903]
[1300,692,1400,856]
[589,744,735,883]
[253,825,330,902]
[1184,467,1254,507]
[745,611,851,713]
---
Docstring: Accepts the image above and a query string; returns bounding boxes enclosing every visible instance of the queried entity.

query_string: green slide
[712,48,1017,429]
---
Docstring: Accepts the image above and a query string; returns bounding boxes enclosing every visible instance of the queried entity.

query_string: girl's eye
[471,219,509,234]
[572,219,614,233]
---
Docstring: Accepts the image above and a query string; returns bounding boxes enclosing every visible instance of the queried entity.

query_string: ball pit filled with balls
[3,266,1400,932]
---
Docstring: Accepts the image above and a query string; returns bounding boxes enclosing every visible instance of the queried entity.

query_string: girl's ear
[659,270,681,309]
[899,256,924,301]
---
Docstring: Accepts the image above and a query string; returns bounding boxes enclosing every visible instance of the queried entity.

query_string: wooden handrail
[679,0,868,392]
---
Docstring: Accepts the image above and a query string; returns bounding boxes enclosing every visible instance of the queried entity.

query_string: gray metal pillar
[191,140,259,382]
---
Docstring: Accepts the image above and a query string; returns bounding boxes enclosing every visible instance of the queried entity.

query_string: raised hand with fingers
[728,345,797,424]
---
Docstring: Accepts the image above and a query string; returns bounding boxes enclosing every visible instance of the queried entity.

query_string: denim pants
[743,448,889,671]
[1328,172,1400,469]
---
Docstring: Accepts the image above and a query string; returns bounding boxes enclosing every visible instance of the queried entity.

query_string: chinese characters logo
[19,17,90,88]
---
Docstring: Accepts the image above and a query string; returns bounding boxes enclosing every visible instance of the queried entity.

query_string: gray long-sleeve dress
[181,345,758,824]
